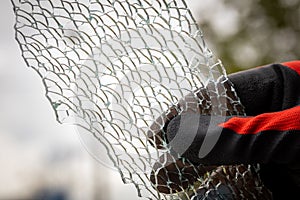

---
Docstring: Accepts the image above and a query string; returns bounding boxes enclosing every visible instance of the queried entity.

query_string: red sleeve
[282,60,300,76]
[220,106,300,135]
[210,61,300,164]
[222,60,300,135]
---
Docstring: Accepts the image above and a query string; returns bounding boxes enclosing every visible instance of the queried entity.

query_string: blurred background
[0,0,299,199]
[196,0,300,73]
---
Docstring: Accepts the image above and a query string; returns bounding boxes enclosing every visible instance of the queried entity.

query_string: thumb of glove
[166,113,226,165]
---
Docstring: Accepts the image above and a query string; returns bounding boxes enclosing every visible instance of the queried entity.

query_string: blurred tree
[198,0,300,73]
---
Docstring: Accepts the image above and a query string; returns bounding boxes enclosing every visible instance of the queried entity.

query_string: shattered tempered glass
[12,0,272,199]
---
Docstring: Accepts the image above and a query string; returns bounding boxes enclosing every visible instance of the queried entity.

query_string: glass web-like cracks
[12,0,271,199]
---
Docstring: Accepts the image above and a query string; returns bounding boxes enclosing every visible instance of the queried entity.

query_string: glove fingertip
[166,115,181,142]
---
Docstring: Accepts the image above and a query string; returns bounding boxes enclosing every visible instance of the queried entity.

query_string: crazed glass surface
[12,0,271,199]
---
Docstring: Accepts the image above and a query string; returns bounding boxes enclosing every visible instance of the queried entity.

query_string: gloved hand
[148,61,300,199]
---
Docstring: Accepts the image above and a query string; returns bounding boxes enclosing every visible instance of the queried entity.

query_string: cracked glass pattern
[12,0,272,199]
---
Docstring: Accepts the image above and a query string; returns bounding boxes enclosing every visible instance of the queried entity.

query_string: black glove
[166,61,300,199]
